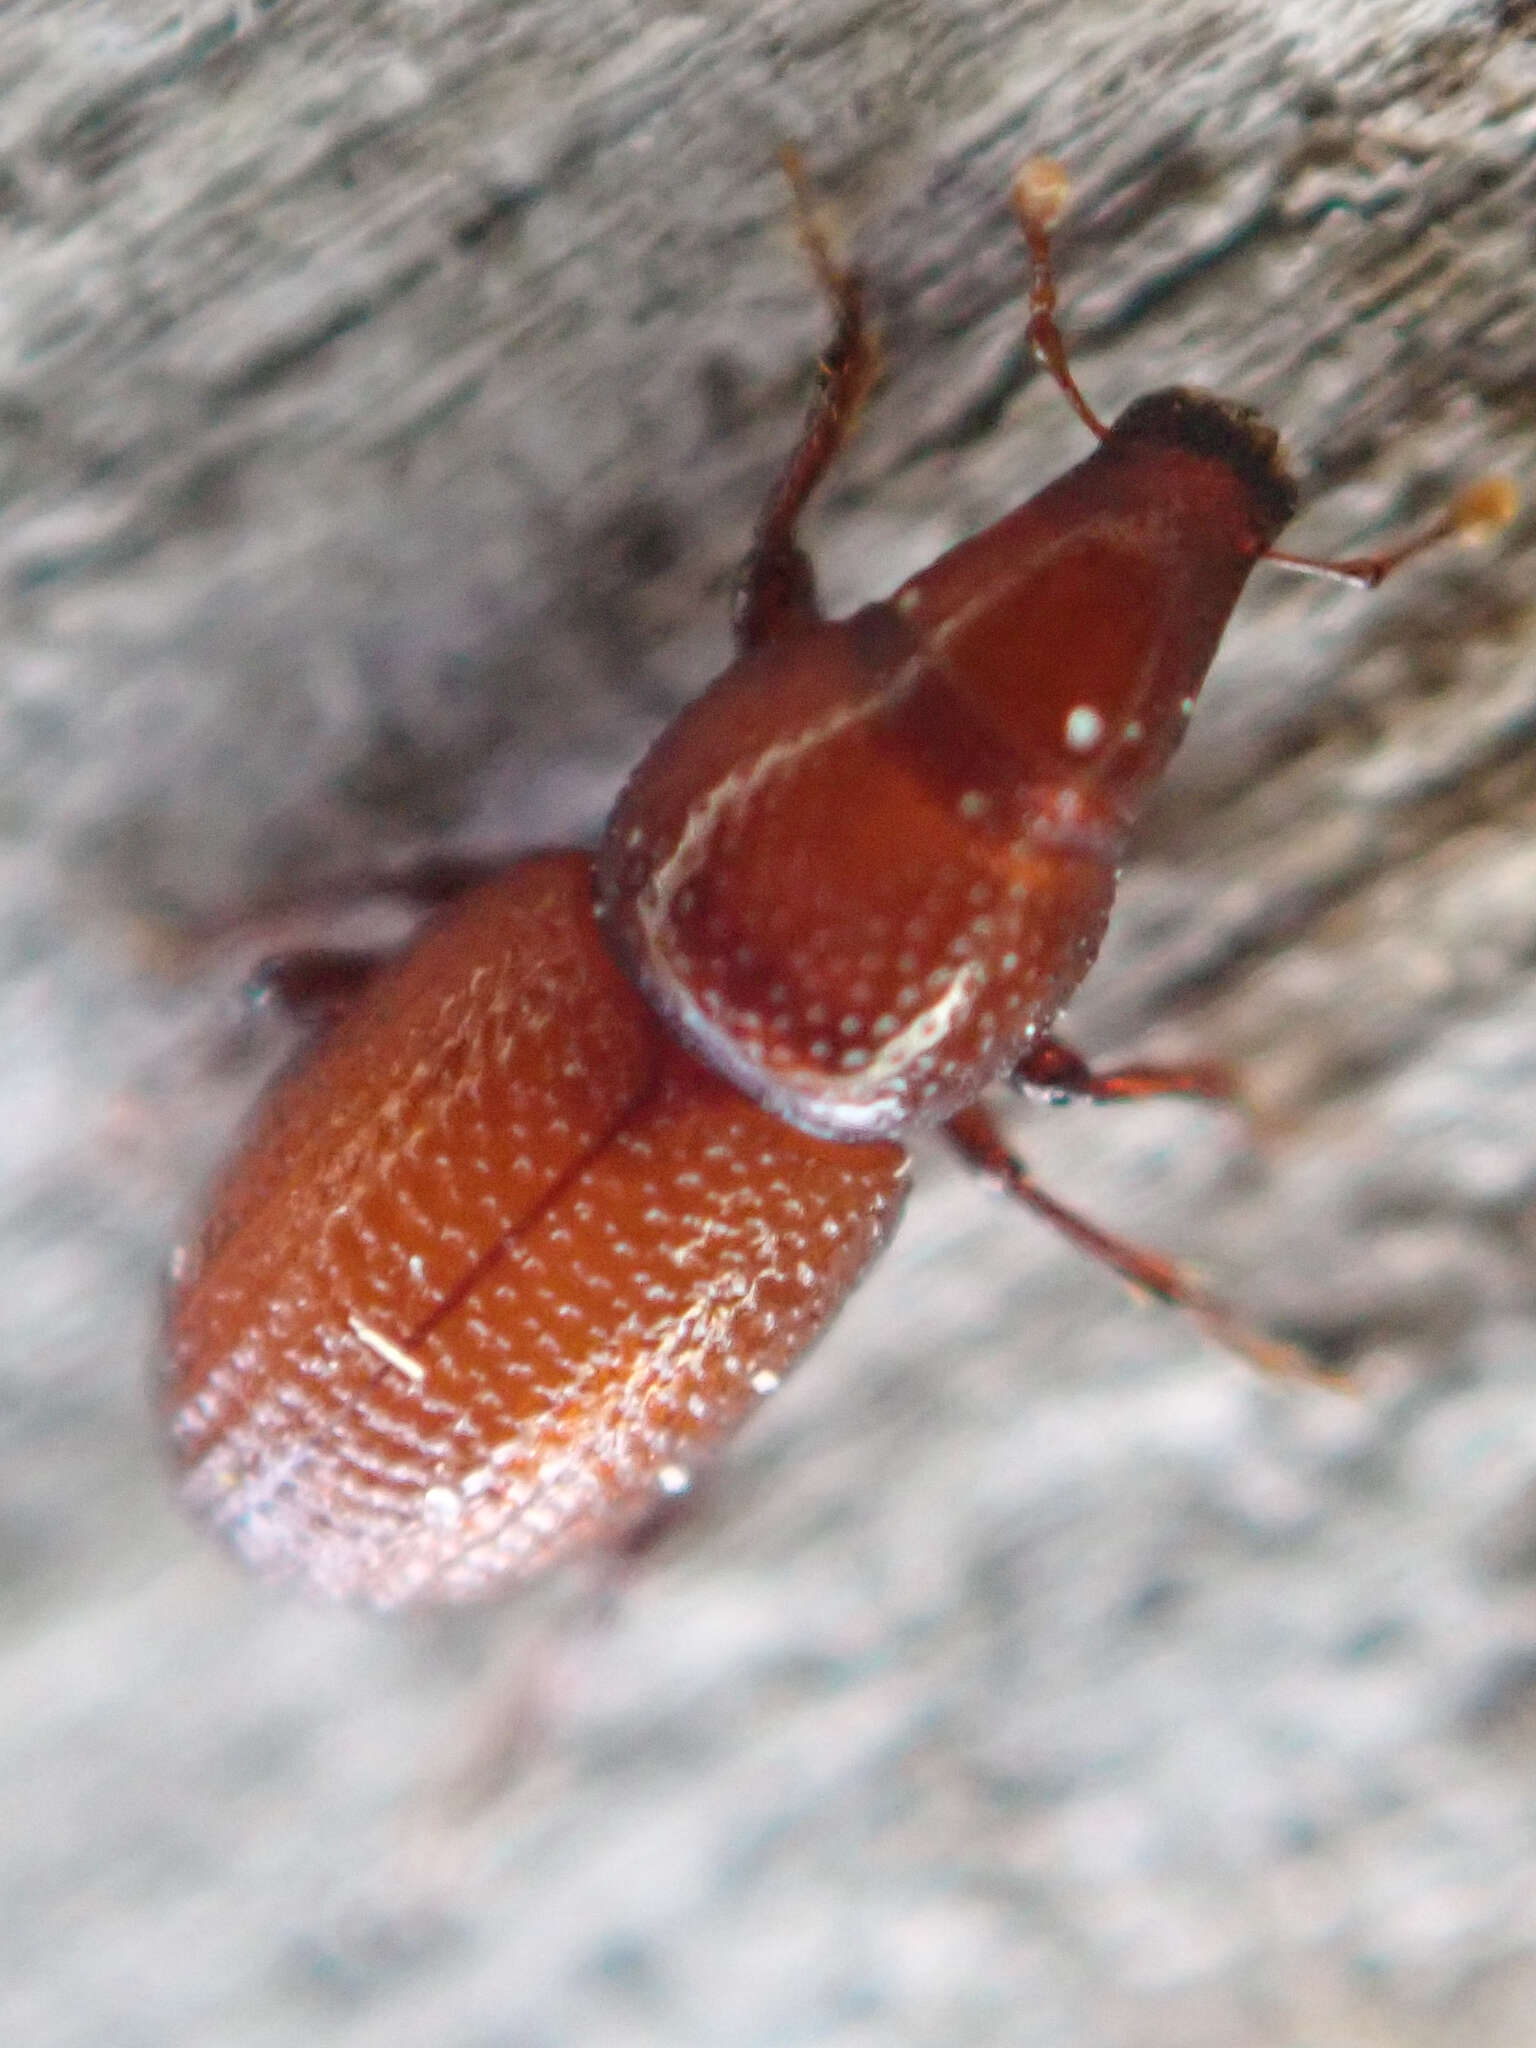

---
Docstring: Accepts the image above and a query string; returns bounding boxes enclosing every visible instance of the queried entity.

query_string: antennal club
[1264,472,1518,588]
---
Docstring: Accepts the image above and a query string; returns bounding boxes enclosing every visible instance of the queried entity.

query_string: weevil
[162,157,1515,1605]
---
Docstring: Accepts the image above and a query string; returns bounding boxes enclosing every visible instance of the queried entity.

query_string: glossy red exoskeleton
[161,158,1514,1605]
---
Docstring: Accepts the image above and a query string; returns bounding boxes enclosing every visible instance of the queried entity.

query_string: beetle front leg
[944,1101,1331,1385]
[733,149,883,654]
[1011,1033,1236,1109]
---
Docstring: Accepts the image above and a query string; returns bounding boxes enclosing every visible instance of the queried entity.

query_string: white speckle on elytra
[1064,704,1105,752]
[657,1463,691,1495]
[752,1368,782,1395]
[422,1485,462,1528]
[347,1314,427,1386]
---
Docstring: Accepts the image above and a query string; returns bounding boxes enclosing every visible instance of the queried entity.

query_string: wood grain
[7,4,1536,2043]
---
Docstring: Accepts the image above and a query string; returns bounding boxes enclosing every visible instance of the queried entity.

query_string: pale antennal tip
[1013,156,1073,235]
[1449,473,1518,546]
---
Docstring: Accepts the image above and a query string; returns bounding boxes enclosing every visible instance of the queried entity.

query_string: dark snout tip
[1109,386,1299,542]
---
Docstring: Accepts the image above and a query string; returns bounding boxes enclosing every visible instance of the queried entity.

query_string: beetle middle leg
[164,850,510,999]
[1011,1033,1236,1109]
[244,947,387,1030]
[733,149,883,654]
[944,1100,1331,1384]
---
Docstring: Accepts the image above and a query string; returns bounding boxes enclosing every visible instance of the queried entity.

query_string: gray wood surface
[7,2,1536,2043]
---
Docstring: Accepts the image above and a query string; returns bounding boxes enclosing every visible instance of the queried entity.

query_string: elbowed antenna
[1014,156,1518,586]
[1013,156,1110,442]
[1262,473,1518,588]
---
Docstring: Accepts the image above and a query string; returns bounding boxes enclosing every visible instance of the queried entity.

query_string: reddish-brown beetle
[162,159,1514,1605]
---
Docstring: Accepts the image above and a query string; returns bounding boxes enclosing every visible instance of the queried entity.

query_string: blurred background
[6,1,1536,2042]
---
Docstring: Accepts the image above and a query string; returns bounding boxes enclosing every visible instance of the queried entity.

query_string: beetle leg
[732,148,883,653]
[244,852,508,925]
[168,852,510,964]
[1011,1033,1236,1109]
[944,1101,1334,1385]
[331,852,515,907]
[245,946,386,1030]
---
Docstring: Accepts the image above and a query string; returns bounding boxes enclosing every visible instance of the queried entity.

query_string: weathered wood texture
[7,3,1536,2044]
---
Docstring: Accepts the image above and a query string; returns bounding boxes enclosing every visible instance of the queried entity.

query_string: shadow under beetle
[162,157,1515,1605]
